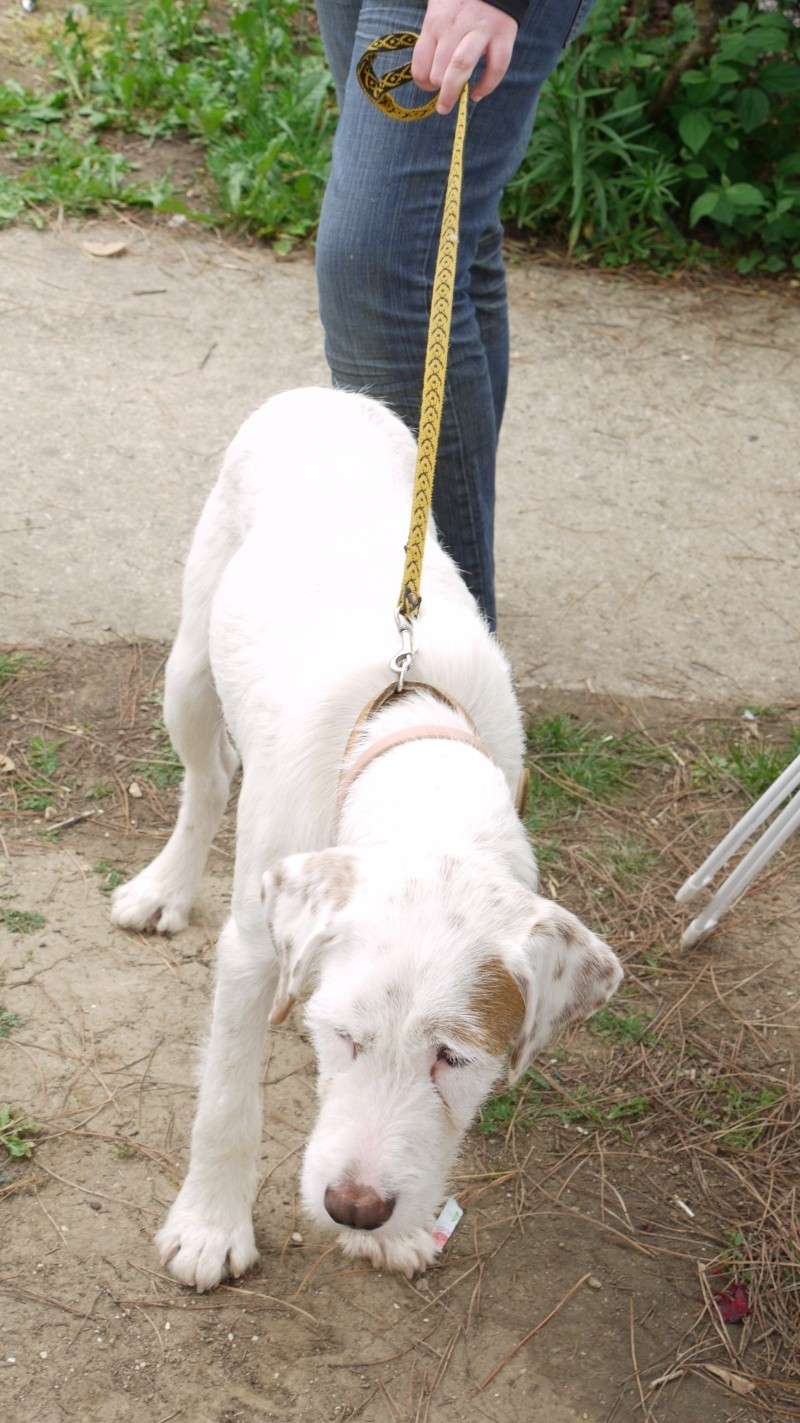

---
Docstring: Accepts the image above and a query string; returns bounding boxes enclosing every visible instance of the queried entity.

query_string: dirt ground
[2,643,799,1423]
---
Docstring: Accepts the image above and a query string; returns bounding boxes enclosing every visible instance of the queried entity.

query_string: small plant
[589,1005,654,1045]
[0,909,46,935]
[28,737,62,778]
[0,1105,39,1160]
[693,728,800,800]
[479,1067,652,1142]
[94,860,126,894]
[0,1007,22,1038]
[0,653,32,684]
[698,1079,784,1151]
[135,718,183,789]
[87,781,113,800]
[526,715,658,822]
[15,736,64,812]
[607,837,659,885]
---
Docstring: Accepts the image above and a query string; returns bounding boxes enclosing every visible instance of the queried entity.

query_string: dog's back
[204,388,523,782]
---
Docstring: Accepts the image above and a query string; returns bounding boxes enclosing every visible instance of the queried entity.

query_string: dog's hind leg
[112,482,240,935]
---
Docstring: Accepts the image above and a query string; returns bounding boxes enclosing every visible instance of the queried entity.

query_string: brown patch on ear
[468,958,525,1055]
[312,852,355,912]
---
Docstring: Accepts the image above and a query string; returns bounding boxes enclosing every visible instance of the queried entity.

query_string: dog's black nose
[324,1182,395,1231]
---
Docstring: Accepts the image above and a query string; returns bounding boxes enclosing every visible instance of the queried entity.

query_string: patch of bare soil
[1,641,799,1422]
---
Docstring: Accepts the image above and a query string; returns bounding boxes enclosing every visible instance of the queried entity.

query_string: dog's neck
[337,685,532,881]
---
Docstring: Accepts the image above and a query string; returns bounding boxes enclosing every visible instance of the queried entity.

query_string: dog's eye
[336,1030,361,1059]
[436,1045,466,1069]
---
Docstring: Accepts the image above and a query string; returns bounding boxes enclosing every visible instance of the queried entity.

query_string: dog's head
[262,848,622,1262]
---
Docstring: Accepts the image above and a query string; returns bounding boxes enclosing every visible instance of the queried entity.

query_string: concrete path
[2,218,798,703]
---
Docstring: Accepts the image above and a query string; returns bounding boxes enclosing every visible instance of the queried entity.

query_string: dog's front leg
[156,916,275,1291]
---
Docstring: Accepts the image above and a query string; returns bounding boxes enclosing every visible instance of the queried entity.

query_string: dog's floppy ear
[262,849,358,1026]
[505,894,623,1084]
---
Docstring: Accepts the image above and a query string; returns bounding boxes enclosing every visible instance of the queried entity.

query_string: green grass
[0,1007,22,1039]
[0,1104,39,1160]
[0,0,336,242]
[0,909,46,935]
[693,727,800,800]
[589,1005,654,1045]
[0,653,33,685]
[607,837,659,885]
[135,717,183,789]
[524,715,661,824]
[15,735,63,812]
[698,1079,784,1151]
[87,781,113,800]
[94,859,126,894]
[479,1067,652,1142]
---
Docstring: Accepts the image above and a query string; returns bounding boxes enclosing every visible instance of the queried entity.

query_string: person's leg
[315,0,595,627]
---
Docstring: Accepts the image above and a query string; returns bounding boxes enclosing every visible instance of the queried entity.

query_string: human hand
[411,0,518,116]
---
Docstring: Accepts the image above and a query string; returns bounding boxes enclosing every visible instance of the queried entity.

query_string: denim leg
[315,0,594,626]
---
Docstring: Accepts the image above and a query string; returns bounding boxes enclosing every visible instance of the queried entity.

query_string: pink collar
[336,682,495,817]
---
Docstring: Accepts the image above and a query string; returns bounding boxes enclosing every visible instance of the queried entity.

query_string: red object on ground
[714,1282,751,1324]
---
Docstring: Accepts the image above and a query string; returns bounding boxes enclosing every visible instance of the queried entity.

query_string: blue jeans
[315,0,595,627]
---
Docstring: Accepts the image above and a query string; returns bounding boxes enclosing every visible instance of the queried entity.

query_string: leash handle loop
[356,33,469,633]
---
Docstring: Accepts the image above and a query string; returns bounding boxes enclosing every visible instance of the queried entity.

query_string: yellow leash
[356,34,469,675]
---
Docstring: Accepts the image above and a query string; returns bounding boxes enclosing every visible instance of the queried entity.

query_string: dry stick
[291,1241,337,1298]
[419,1325,461,1423]
[35,1160,155,1214]
[629,1298,655,1423]
[217,1281,319,1326]
[0,1279,87,1319]
[474,1273,591,1394]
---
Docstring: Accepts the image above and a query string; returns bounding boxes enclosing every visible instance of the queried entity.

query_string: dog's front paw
[337,1226,438,1279]
[111,867,191,936]
[156,1198,259,1292]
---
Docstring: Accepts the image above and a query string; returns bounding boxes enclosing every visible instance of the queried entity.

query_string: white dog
[111,388,622,1290]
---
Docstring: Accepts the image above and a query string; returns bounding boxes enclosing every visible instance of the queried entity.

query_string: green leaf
[736,87,769,133]
[763,254,786,273]
[679,111,712,156]
[778,154,800,178]
[726,183,767,210]
[690,189,721,225]
[711,64,741,84]
[760,62,800,95]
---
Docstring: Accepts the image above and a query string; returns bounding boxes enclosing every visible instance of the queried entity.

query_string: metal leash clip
[390,610,415,692]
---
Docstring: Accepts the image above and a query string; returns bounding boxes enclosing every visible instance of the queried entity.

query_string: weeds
[698,1079,785,1151]
[87,781,113,800]
[0,909,46,935]
[693,726,800,799]
[0,1105,39,1160]
[0,1007,22,1039]
[525,714,660,823]
[589,1004,654,1045]
[14,735,64,812]
[94,859,126,894]
[135,718,183,789]
[2,0,797,268]
[1,0,335,242]
[0,653,32,684]
[479,1067,653,1142]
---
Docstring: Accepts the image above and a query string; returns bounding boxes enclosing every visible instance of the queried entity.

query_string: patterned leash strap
[356,33,469,653]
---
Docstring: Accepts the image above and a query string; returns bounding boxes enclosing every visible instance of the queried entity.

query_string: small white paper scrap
[432,1197,463,1251]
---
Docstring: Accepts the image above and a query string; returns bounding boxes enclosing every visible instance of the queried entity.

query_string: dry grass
[1,639,799,1418]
